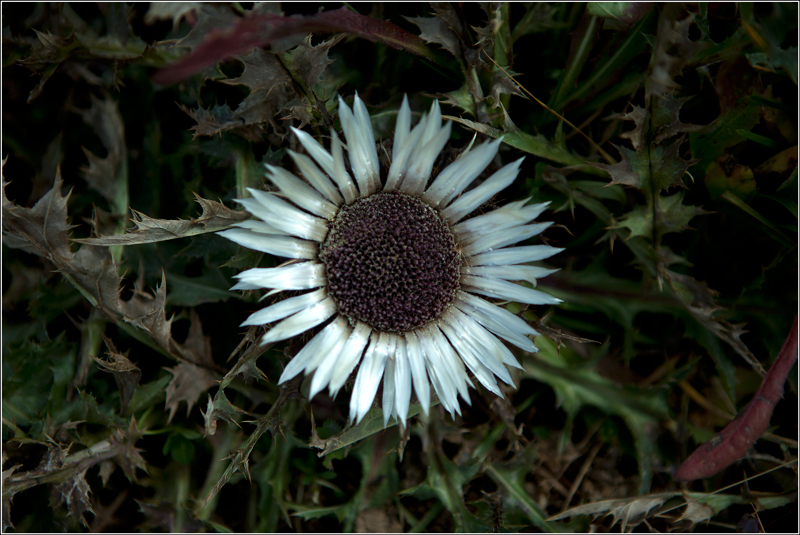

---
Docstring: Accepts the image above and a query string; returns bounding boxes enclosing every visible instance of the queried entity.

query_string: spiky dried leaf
[550,492,743,532]
[609,104,649,151]
[93,335,141,414]
[290,34,345,89]
[652,95,705,145]
[220,48,292,92]
[143,2,202,29]
[406,13,461,58]
[592,144,645,188]
[2,169,73,259]
[51,469,94,527]
[77,193,249,246]
[617,193,707,240]
[665,269,764,375]
[165,310,218,422]
[646,5,707,101]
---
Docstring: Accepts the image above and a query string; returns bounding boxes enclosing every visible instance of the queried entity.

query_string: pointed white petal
[231,262,326,291]
[462,265,559,286]
[339,95,378,196]
[462,222,552,257]
[398,100,444,196]
[393,95,411,154]
[352,92,381,193]
[422,138,501,208]
[350,332,391,424]
[260,296,338,345]
[330,129,359,203]
[288,151,344,206]
[265,164,338,219]
[309,321,353,400]
[456,132,477,158]
[438,315,503,396]
[242,288,327,326]
[404,331,431,416]
[462,274,562,306]
[291,127,336,179]
[456,291,539,356]
[417,327,466,416]
[382,351,397,427]
[393,338,412,424]
[440,311,511,390]
[428,326,472,404]
[448,304,523,372]
[442,157,523,223]
[453,201,550,244]
[328,321,372,397]
[468,244,564,266]
[278,316,349,383]
[239,190,329,242]
[400,121,452,197]
[386,117,426,192]
[231,220,287,235]
[218,228,318,260]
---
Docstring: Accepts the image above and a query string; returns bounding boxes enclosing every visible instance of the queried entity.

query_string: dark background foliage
[2,2,797,532]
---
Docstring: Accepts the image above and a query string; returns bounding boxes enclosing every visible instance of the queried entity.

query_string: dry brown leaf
[76,193,249,246]
[609,104,649,152]
[221,48,292,92]
[3,419,145,528]
[646,5,707,102]
[93,335,142,414]
[51,469,94,527]
[291,34,345,88]
[2,168,73,259]
[664,270,764,375]
[592,144,643,188]
[549,493,674,532]
[165,310,219,422]
[4,168,220,375]
[652,95,705,145]
[181,103,249,139]
[164,362,218,423]
[406,13,462,59]
[235,86,291,127]
[143,2,202,29]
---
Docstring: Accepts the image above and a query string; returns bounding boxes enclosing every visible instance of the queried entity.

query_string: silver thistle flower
[219,94,562,426]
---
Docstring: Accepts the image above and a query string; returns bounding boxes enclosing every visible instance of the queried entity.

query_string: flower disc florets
[320,191,461,333]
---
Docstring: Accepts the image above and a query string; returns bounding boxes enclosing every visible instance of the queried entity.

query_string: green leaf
[166,268,236,307]
[163,432,196,464]
[554,8,657,111]
[2,336,74,427]
[486,464,556,532]
[426,454,487,532]
[721,191,795,248]
[735,129,784,149]
[128,374,171,415]
[310,402,427,456]
[441,84,477,117]
[527,335,668,493]
[443,115,594,169]
[289,504,347,521]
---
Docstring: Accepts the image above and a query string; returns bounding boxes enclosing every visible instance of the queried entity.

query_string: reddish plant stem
[674,315,798,481]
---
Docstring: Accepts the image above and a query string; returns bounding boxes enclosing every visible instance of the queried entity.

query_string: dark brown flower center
[320,191,461,332]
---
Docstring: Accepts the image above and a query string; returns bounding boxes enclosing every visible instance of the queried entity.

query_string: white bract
[219,93,562,427]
